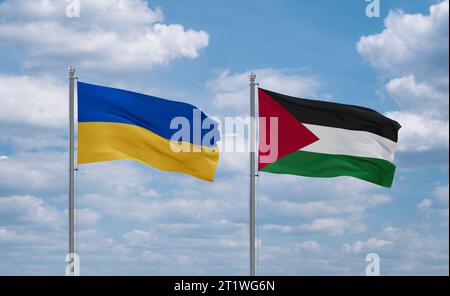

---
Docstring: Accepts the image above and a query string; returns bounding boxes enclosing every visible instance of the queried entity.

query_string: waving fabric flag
[258,88,401,188]
[77,82,220,182]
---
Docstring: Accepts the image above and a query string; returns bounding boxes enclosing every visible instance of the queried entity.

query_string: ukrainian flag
[77,82,220,181]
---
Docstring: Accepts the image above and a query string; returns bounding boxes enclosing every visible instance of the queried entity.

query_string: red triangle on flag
[258,88,319,170]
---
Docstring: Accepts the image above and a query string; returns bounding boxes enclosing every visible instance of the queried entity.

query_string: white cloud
[0,0,209,71]
[263,218,366,236]
[76,208,102,226]
[177,255,192,266]
[0,75,70,157]
[77,161,156,199]
[343,237,393,254]
[340,226,448,274]
[380,226,448,273]
[76,229,133,260]
[250,176,397,243]
[262,224,295,234]
[0,0,164,26]
[434,185,449,208]
[260,198,364,220]
[123,229,153,247]
[417,198,433,210]
[299,240,323,252]
[0,195,63,227]
[259,176,392,215]
[357,0,449,153]
[142,250,163,263]
[82,192,222,223]
[0,75,67,129]
[218,237,248,249]
[207,69,321,112]
[357,0,449,79]
[365,194,392,207]
[386,75,448,118]
[299,218,366,236]
[386,111,449,152]
[0,75,69,155]
[418,185,449,220]
[75,162,248,225]
[0,152,67,194]
[0,194,100,228]
[0,227,39,243]
[0,131,67,152]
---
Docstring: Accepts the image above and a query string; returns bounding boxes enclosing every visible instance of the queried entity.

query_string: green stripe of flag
[261,150,396,188]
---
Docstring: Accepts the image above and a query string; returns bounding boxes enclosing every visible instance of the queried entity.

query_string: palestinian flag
[258,88,401,188]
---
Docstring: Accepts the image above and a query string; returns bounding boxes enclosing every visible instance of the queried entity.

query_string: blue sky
[0,0,448,275]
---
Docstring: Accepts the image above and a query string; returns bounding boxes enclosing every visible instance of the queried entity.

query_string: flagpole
[68,67,76,276]
[249,72,256,276]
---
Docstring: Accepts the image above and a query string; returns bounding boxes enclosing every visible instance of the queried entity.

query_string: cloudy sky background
[0,0,448,275]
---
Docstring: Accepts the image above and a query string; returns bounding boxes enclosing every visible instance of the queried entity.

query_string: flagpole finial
[68,66,75,78]
[249,72,256,82]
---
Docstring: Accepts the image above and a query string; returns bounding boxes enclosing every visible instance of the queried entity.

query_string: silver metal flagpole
[249,73,256,276]
[68,67,76,276]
